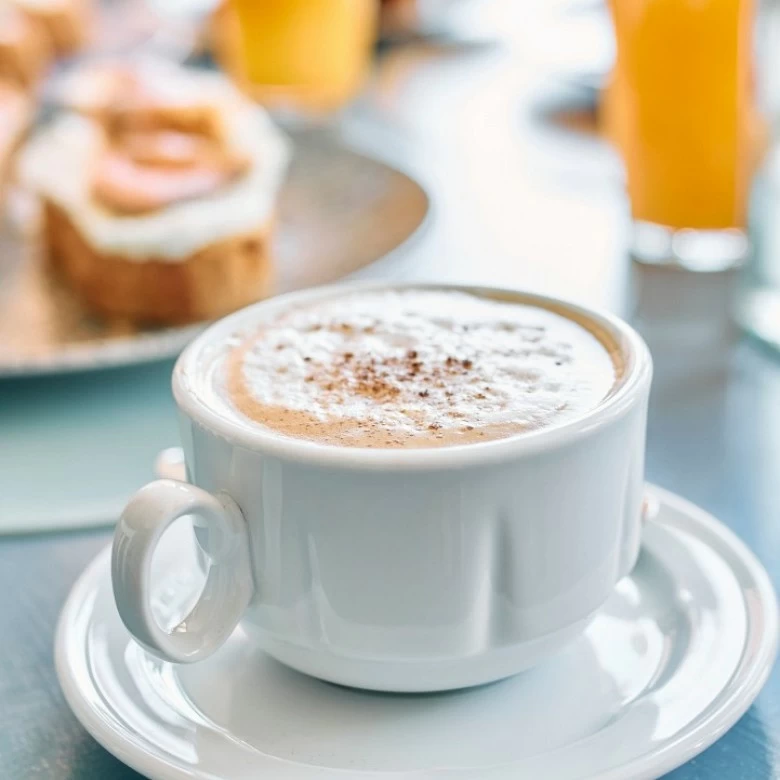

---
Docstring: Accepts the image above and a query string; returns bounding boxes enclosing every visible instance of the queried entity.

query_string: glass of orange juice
[212,0,378,114]
[607,0,761,270]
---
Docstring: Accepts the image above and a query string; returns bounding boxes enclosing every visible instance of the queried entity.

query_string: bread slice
[44,200,275,324]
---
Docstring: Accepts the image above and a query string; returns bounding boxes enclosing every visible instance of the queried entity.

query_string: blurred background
[2,0,780,528]
[0,0,779,518]
[2,2,780,774]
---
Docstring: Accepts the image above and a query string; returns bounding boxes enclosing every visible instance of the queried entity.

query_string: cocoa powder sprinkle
[229,289,617,449]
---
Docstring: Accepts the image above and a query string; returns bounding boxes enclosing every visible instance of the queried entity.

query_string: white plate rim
[0,323,207,379]
[54,485,779,780]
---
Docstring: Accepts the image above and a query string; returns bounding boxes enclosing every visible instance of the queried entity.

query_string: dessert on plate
[0,81,32,208]
[0,4,51,88]
[21,60,291,324]
[11,0,91,57]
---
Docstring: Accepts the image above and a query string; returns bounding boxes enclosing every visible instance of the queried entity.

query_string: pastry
[0,80,32,200]
[57,57,229,138]
[0,4,51,88]
[22,63,291,324]
[12,0,91,57]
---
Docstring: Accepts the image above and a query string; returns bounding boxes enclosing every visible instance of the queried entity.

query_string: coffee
[219,289,621,448]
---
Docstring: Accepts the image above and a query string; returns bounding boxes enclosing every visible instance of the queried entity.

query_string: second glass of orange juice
[607,0,760,268]
[216,0,378,113]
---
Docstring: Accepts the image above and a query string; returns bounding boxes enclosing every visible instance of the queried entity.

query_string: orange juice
[226,0,378,112]
[608,0,755,229]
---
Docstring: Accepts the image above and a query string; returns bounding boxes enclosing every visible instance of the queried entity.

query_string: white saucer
[55,486,778,780]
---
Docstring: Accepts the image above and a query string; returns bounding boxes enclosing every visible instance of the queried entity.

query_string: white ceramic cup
[112,282,652,692]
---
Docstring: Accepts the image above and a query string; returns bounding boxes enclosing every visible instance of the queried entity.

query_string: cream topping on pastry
[91,129,251,215]
[20,69,290,260]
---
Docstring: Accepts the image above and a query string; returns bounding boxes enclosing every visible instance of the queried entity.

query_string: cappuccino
[219,289,621,448]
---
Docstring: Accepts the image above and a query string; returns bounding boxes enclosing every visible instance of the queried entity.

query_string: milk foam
[219,290,620,448]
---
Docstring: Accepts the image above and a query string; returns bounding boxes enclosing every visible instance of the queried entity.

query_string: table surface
[2,34,780,780]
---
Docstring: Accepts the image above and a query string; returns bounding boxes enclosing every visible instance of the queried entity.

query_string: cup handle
[111,479,253,663]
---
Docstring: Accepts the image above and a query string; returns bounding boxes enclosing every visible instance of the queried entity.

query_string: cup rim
[173,281,652,471]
